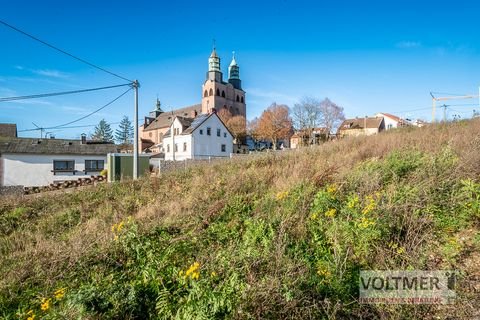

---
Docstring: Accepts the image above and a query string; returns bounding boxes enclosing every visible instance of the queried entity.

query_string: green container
[107,153,150,182]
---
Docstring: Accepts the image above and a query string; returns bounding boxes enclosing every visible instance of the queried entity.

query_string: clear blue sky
[1,0,479,138]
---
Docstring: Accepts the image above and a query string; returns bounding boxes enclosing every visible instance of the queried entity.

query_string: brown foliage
[256,103,293,149]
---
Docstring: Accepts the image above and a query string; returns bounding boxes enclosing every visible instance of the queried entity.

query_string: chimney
[81,133,87,144]
[191,109,198,118]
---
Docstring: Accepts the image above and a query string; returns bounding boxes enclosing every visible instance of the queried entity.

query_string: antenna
[32,122,44,139]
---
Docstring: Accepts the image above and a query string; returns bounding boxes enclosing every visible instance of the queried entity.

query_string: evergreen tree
[91,119,114,142]
[115,116,134,144]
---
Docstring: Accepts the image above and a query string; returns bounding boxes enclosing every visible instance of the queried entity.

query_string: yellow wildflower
[347,195,359,209]
[326,184,337,195]
[183,261,201,280]
[324,208,336,218]
[317,266,332,278]
[396,246,406,254]
[358,216,375,229]
[27,314,35,320]
[211,271,217,277]
[310,212,319,220]
[40,298,51,311]
[362,195,376,215]
[54,287,66,300]
[275,191,289,201]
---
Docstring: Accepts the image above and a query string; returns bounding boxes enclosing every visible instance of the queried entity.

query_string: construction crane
[430,91,480,122]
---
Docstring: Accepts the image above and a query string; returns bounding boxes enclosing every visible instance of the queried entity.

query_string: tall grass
[1,120,480,319]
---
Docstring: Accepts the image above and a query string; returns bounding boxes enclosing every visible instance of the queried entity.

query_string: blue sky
[1,0,479,138]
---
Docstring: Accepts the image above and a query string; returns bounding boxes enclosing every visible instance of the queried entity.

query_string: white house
[163,112,233,161]
[375,112,409,130]
[0,136,118,187]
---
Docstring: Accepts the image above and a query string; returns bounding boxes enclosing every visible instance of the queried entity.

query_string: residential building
[290,127,329,148]
[375,112,409,130]
[337,117,385,137]
[163,112,233,161]
[139,47,246,153]
[0,136,118,187]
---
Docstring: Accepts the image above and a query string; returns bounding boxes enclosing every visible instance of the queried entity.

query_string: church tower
[201,48,246,118]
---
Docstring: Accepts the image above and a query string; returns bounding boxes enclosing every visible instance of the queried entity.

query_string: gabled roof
[0,137,119,155]
[376,112,410,125]
[0,123,17,137]
[338,117,384,132]
[143,104,201,131]
[163,112,234,138]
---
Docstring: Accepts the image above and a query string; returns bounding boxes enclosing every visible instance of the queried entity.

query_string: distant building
[162,112,233,161]
[139,47,246,154]
[0,136,118,187]
[337,117,385,137]
[375,112,409,130]
[290,128,329,149]
[0,123,17,137]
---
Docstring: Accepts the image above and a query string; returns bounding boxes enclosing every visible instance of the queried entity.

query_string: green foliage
[115,115,134,145]
[92,118,114,142]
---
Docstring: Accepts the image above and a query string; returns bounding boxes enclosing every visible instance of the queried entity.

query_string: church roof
[143,104,201,131]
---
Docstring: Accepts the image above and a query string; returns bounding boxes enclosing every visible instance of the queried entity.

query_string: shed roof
[0,137,119,155]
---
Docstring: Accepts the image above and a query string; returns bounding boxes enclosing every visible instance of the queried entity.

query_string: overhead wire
[0,83,131,102]
[0,19,133,83]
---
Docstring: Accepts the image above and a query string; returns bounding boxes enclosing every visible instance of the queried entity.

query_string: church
[139,48,246,153]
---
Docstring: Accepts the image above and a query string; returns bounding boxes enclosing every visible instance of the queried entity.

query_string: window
[85,160,104,171]
[167,144,170,152]
[183,142,187,152]
[207,127,211,135]
[204,90,208,97]
[216,88,220,96]
[53,160,75,171]
[221,90,225,98]
[221,144,226,152]
[200,129,203,135]
[236,95,239,102]
[209,88,213,96]
[241,96,244,103]
[174,144,178,152]
[224,132,227,138]
[217,128,221,137]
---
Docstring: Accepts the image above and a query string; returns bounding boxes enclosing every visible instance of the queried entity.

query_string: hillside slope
[1,120,480,319]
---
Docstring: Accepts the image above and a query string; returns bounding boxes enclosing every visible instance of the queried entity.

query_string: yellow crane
[430,91,480,122]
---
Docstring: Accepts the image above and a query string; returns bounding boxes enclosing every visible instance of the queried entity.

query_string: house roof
[0,123,17,137]
[0,137,119,155]
[163,112,234,138]
[338,117,384,132]
[376,112,409,125]
[143,104,202,131]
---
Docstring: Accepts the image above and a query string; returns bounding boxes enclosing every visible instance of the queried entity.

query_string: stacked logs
[24,175,106,195]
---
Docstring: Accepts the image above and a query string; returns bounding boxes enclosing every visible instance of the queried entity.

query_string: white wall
[163,114,233,161]
[1,153,107,187]
[192,115,233,159]
[376,114,398,130]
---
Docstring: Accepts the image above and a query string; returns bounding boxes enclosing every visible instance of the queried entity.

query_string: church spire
[208,40,221,72]
[228,51,241,90]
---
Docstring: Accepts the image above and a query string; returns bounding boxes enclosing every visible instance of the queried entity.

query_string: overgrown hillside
[1,120,480,319]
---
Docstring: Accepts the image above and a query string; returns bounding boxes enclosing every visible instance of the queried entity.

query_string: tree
[292,97,322,145]
[227,116,247,144]
[92,119,114,142]
[217,108,233,124]
[115,116,134,144]
[247,117,260,148]
[319,98,345,134]
[256,103,292,150]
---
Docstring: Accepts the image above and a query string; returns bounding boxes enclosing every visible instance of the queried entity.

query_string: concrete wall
[376,114,398,130]
[1,153,107,187]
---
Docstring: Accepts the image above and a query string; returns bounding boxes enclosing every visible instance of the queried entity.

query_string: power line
[0,83,131,102]
[0,19,133,83]
[18,118,144,133]
[52,87,133,129]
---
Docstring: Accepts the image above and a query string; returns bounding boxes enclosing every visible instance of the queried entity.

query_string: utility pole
[32,122,44,139]
[430,92,478,123]
[133,80,140,180]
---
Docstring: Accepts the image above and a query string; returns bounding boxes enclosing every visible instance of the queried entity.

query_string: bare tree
[319,98,345,135]
[217,108,232,124]
[257,103,292,150]
[292,97,322,145]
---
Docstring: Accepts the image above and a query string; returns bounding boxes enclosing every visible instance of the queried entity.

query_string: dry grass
[1,119,480,319]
